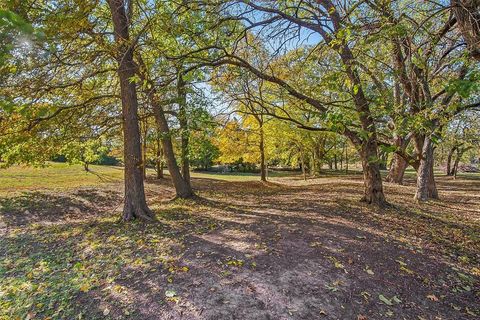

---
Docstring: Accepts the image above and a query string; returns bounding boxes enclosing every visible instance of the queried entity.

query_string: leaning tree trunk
[107,0,154,221]
[414,136,439,201]
[153,101,194,198]
[360,140,387,206]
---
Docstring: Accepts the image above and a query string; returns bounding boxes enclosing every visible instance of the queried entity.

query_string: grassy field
[1,164,479,319]
[0,162,301,195]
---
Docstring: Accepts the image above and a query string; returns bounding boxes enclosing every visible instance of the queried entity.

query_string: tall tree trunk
[259,124,267,182]
[414,136,439,201]
[360,140,387,206]
[385,153,407,184]
[153,101,193,198]
[107,0,153,221]
[177,73,192,191]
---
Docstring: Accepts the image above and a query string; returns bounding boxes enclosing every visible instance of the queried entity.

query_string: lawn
[0,164,479,319]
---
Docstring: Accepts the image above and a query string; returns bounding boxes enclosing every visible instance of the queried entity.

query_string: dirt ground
[1,173,479,320]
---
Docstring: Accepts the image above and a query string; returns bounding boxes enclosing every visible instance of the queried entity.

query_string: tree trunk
[259,124,267,182]
[414,136,439,201]
[107,0,154,221]
[300,152,306,181]
[452,149,461,179]
[385,152,407,184]
[360,141,387,206]
[446,146,456,176]
[142,119,148,179]
[155,135,164,179]
[177,73,192,191]
[152,101,193,198]
[345,144,348,174]
[84,162,89,172]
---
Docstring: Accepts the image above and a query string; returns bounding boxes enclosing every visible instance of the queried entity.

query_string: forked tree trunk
[414,137,439,201]
[107,0,154,221]
[385,153,407,184]
[360,141,387,206]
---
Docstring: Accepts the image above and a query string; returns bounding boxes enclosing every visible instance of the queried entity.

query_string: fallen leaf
[165,290,176,298]
[103,308,110,316]
[427,294,438,301]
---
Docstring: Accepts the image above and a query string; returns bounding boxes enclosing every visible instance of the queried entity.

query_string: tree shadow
[0,189,122,227]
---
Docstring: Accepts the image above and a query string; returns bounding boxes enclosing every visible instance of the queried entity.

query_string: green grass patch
[0,162,123,195]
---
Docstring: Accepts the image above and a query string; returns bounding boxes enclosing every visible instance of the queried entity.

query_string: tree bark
[446,146,456,175]
[385,152,407,184]
[141,118,148,179]
[360,141,387,206]
[345,144,349,174]
[155,135,164,179]
[385,136,410,185]
[107,0,154,221]
[152,101,194,198]
[451,0,480,60]
[452,149,461,178]
[414,136,439,201]
[177,73,192,191]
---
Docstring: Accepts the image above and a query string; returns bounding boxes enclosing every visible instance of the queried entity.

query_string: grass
[0,162,301,194]
[0,163,123,195]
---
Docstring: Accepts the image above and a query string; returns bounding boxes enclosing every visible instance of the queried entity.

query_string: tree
[107,0,154,221]
[451,0,480,60]
[62,138,108,172]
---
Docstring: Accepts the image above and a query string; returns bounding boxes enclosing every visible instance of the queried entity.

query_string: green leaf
[378,294,393,306]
